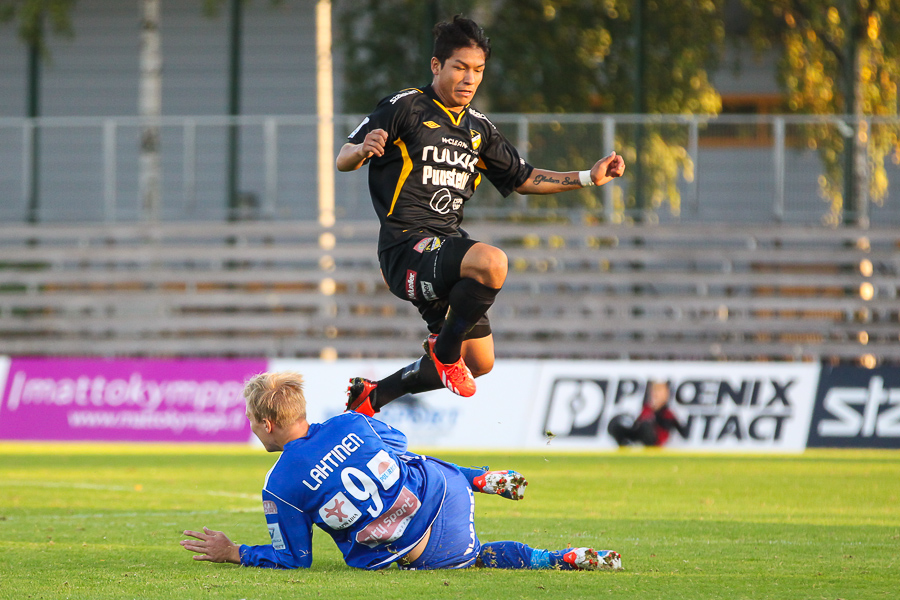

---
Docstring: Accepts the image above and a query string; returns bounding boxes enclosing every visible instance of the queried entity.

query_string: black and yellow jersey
[347,84,534,254]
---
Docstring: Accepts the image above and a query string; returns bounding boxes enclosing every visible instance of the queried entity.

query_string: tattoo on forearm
[533,173,580,186]
[533,174,560,185]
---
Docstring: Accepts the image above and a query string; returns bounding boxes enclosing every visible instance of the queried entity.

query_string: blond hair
[243,371,307,427]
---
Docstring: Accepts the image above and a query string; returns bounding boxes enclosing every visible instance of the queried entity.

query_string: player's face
[247,410,280,452]
[431,45,486,111]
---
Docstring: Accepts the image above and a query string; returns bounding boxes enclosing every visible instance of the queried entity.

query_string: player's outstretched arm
[336,129,389,172]
[181,526,241,564]
[515,151,626,195]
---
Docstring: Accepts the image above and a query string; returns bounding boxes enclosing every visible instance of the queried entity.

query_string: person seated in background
[607,381,687,447]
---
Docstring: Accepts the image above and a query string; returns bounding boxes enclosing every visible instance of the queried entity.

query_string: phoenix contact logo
[543,376,797,444]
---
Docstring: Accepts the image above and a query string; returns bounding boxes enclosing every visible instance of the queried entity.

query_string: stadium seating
[0,221,896,361]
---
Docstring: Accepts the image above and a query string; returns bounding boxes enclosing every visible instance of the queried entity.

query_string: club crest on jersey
[413,237,442,253]
[423,121,440,129]
[470,130,482,150]
[319,491,362,530]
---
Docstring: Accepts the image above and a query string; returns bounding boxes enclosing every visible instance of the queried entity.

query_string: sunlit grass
[1,445,897,600]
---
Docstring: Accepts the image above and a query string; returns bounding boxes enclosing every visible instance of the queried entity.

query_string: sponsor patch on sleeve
[263,500,278,515]
[366,450,400,490]
[268,523,286,550]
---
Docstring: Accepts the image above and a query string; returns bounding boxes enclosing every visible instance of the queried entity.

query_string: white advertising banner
[522,361,821,452]
[268,359,540,450]
[270,359,820,452]
[0,356,819,451]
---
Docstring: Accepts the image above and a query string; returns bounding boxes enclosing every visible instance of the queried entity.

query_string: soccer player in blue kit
[180,371,622,571]
[337,15,626,413]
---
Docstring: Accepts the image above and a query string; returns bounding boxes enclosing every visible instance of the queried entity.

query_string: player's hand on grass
[591,151,626,186]
[181,526,241,564]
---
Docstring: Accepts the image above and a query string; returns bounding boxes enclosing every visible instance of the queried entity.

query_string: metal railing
[2,113,899,225]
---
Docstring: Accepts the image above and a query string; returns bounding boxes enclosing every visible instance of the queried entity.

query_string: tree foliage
[337,0,480,112]
[337,0,725,222]
[484,0,723,220]
[743,0,900,225]
[0,0,76,54]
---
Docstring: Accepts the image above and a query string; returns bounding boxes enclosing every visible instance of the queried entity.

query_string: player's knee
[486,246,508,280]
[469,245,507,288]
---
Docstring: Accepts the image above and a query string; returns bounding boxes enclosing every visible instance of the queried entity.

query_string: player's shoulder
[319,411,380,436]
[376,87,426,109]
[466,104,498,131]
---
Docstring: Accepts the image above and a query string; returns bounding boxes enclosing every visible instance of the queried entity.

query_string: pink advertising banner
[0,358,267,442]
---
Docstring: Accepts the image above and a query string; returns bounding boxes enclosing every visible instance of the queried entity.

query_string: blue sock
[478,542,573,570]
[454,465,489,491]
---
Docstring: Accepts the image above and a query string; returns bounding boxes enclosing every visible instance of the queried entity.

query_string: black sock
[372,357,443,410]
[433,279,500,363]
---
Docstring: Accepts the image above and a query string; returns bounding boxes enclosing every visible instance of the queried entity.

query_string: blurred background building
[1,0,898,363]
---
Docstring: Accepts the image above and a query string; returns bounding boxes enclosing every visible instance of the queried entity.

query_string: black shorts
[379,235,492,338]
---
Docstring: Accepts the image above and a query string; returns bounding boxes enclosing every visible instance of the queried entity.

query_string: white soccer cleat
[563,547,623,571]
[473,470,528,500]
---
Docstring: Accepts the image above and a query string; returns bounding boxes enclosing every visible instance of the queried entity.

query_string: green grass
[1,444,897,600]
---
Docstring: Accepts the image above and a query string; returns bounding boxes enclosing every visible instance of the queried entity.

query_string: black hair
[432,14,491,66]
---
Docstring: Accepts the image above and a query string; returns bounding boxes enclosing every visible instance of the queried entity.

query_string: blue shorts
[398,459,481,570]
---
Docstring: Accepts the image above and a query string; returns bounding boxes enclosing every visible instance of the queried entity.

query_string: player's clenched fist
[336,128,389,171]
[359,128,388,159]
[591,151,626,187]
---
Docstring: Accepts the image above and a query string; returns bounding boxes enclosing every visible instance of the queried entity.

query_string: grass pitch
[0,443,897,600]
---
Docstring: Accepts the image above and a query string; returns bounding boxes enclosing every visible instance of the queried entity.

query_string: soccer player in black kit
[337,15,625,415]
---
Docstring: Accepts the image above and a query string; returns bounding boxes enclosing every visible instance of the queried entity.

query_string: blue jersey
[239,412,447,570]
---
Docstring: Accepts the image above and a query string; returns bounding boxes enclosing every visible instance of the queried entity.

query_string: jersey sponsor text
[354,487,421,547]
[422,166,472,190]
[422,146,479,172]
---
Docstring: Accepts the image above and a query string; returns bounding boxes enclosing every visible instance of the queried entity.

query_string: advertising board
[807,365,900,448]
[0,357,829,451]
[522,361,820,452]
[0,358,266,442]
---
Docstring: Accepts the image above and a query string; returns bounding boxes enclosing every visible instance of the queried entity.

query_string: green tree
[743,0,900,226]
[0,0,75,54]
[1,0,76,221]
[337,0,479,113]
[485,0,723,221]
[336,0,725,222]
